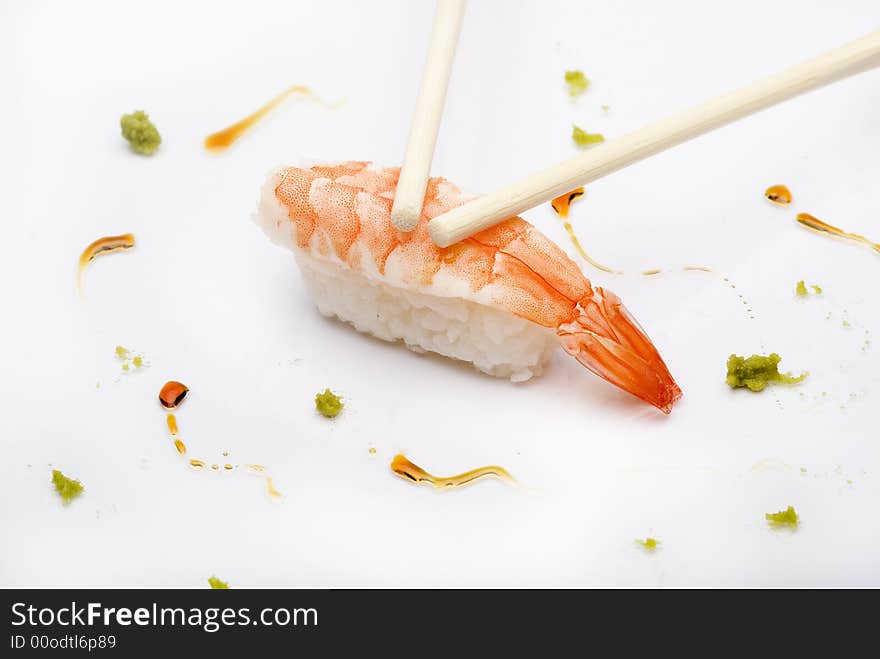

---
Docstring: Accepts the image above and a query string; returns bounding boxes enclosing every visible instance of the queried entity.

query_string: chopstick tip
[391,204,422,233]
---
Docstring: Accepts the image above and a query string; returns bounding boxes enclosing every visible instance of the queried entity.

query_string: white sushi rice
[255,171,558,382]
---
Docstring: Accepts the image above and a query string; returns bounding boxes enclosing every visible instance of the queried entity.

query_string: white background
[1,0,879,587]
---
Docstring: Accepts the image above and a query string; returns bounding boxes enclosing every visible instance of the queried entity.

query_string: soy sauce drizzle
[765,185,792,206]
[76,233,136,295]
[266,478,282,499]
[797,213,880,254]
[167,412,187,455]
[551,187,585,218]
[157,383,275,496]
[550,187,619,273]
[550,189,709,276]
[204,85,337,151]
[390,454,514,489]
[159,381,189,410]
[561,219,620,274]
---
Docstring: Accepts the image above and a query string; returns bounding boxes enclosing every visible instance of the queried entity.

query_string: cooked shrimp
[256,161,681,413]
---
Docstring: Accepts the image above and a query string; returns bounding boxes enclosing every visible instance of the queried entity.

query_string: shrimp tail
[557,287,682,414]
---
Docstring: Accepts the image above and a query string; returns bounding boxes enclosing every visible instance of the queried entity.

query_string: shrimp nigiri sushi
[255,161,682,413]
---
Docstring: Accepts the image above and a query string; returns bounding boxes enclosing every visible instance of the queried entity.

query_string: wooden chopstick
[391,0,466,232]
[428,29,880,247]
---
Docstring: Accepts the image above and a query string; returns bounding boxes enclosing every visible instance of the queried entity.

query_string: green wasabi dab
[572,125,605,148]
[765,505,799,527]
[120,110,161,155]
[51,469,84,505]
[795,281,823,296]
[564,70,590,98]
[208,576,229,589]
[726,353,807,392]
[116,345,146,371]
[315,389,344,418]
[635,537,659,550]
